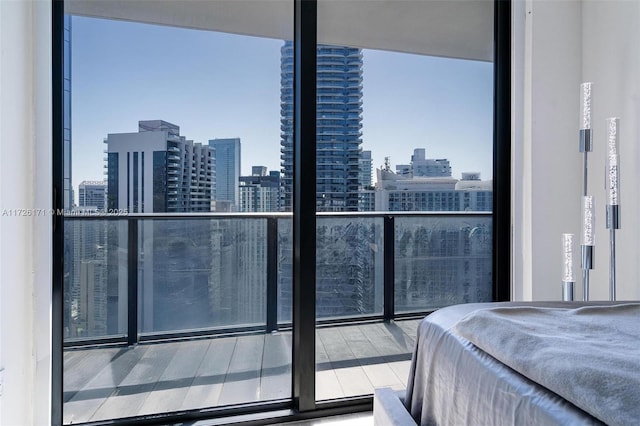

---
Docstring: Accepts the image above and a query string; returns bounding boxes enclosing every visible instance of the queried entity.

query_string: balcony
[62,212,491,423]
[63,320,418,423]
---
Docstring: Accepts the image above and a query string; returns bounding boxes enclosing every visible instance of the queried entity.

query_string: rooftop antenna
[383,156,391,171]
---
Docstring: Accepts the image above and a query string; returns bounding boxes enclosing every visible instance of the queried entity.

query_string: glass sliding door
[55,0,509,422]
[314,0,495,403]
[61,1,293,423]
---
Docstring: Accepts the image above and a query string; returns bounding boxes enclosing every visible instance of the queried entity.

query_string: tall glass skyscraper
[278,43,374,318]
[64,15,73,209]
[280,42,363,212]
[209,138,241,212]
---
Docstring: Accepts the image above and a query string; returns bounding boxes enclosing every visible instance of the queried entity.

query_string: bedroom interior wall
[0,1,35,423]
[581,1,640,301]
[0,1,52,424]
[512,0,583,301]
[513,0,640,301]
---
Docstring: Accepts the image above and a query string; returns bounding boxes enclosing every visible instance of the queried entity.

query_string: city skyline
[70,15,493,200]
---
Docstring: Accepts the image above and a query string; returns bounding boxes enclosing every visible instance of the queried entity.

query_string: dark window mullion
[292,0,317,413]
[493,0,511,302]
[52,0,65,425]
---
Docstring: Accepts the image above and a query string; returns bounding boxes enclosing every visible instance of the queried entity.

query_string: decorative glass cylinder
[562,233,574,282]
[582,195,594,246]
[606,117,620,206]
[580,82,592,130]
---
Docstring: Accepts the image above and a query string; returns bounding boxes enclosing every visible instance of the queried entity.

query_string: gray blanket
[454,303,640,426]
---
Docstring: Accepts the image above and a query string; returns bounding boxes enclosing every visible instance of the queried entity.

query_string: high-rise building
[64,15,73,209]
[252,166,267,176]
[375,168,492,211]
[380,155,492,311]
[377,149,490,211]
[209,138,241,212]
[106,120,214,213]
[376,168,459,211]
[65,208,109,338]
[358,150,374,211]
[78,180,106,210]
[359,150,373,188]
[358,189,376,212]
[456,172,493,211]
[395,164,412,177]
[411,148,451,177]
[280,42,363,212]
[239,167,281,212]
[396,148,451,178]
[279,43,369,316]
[105,120,215,333]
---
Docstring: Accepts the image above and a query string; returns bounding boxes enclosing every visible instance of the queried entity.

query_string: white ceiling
[66,0,493,62]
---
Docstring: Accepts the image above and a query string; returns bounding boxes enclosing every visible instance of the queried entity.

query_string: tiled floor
[63,320,419,424]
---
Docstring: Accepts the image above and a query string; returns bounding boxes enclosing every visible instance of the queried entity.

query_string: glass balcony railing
[63,212,491,345]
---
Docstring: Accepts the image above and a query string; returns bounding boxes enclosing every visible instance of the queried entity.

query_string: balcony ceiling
[65,0,493,62]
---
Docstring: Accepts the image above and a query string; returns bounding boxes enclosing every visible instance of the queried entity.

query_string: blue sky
[71,15,493,189]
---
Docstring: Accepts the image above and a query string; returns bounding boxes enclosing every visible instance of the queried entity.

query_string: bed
[374,301,640,425]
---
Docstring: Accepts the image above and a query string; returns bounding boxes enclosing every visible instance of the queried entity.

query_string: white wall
[581,0,640,301]
[0,1,52,425]
[513,0,640,301]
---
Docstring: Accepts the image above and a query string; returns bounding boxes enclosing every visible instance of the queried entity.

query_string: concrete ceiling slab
[66,0,492,61]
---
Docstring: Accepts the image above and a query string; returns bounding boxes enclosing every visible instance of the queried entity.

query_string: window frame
[51,0,511,424]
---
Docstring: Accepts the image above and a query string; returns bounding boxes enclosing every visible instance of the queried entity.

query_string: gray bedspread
[405,302,604,426]
[454,303,640,426]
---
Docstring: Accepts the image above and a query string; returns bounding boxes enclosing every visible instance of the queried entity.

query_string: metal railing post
[383,215,395,322]
[266,217,278,332]
[127,218,139,346]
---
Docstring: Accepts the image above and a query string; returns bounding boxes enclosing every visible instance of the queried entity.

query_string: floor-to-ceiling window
[311,1,497,404]
[60,2,294,423]
[53,0,509,424]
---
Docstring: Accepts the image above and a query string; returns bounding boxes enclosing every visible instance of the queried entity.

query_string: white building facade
[106,120,214,213]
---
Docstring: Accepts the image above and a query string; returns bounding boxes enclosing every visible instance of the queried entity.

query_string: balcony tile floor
[63,319,420,424]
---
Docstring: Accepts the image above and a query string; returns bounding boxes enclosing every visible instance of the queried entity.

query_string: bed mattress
[404,302,609,426]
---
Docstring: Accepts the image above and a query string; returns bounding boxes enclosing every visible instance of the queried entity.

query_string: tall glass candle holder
[578,82,594,301]
[561,233,575,301]
[605,117,620,300]
[581,195,594,301]
[579,82,593,197]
